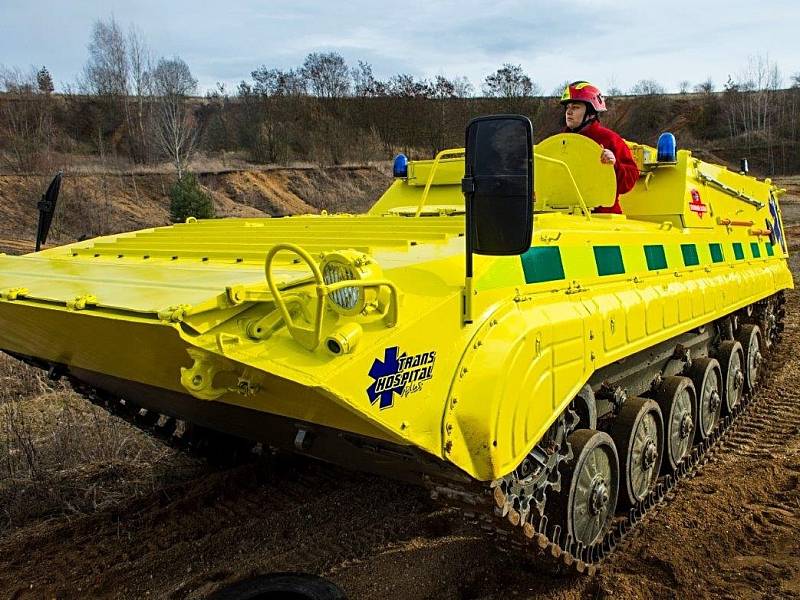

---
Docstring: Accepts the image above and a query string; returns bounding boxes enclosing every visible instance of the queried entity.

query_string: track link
[427,292,792,576]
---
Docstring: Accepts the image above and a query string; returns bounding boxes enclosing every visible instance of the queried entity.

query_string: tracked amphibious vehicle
[0,117,792,572]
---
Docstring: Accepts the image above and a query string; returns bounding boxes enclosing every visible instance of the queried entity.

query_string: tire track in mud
[596,287,800,600]
[0,458,440,599]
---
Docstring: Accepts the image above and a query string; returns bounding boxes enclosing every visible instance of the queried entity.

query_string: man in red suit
[561,81,639,214]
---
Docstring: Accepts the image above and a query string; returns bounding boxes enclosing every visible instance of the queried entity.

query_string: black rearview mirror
[36,171,63,252]
[462,115,533,255]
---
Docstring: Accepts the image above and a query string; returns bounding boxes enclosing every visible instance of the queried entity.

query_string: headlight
[320,250,384,316]
[323,261,360,310]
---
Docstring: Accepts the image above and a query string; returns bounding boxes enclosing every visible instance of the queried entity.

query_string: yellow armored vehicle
[0,116,792,572]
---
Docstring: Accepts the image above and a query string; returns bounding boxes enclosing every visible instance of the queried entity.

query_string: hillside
[0,165,392,253]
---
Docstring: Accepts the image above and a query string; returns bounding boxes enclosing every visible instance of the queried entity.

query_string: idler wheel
[654,376,697,473]
[736,323,763,394]
[717,340,745,414]
[546,429,619,548]
[610,397,664,508]
[687,357,723,442]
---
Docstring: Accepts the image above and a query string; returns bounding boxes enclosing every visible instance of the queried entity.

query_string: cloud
[1,0,798,94]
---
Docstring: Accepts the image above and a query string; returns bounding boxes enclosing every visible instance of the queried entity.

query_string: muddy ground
[0,179,798,599]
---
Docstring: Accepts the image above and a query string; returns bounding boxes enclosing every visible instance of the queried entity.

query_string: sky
[1,0,798,95]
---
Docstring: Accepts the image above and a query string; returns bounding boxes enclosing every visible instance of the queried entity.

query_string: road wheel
[655,376,696,473]
[609,397,663,507]
[546,429,619,548]
[687,357,723,441]
[736,323,763,394]
[717,340,744,414]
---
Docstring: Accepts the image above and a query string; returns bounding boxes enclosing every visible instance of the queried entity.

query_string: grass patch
[0,353,203,533]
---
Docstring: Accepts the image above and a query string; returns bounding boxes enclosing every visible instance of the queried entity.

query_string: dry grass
[0,353,204,532]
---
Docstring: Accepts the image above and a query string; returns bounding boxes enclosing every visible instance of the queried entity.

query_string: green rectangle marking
[750,242,761,258]
[681,244,700,266]
[709,243,724,263]
[733,242,744,260]
[644,245,667,270]
[765,242,774,257]
[593,246,625,276]
[521,246,566,284]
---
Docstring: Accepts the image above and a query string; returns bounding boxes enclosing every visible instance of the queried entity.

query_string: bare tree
[429,75,455,99]
[693,78,714,94]
[81,17,129,96]
[0,66,54,171]
[483,64,537,98]
[629,79,665,95]
[127,25,152,162]
[724,55,783,172]
[792,73,800,88]
[605,75,622,97]
[678,80,691,94]
[251,67,307,96]
[302,52,350,98]
[351,61,381,97]
[387,74,430,98]
[152,57,198,179]
[451,76,473,98]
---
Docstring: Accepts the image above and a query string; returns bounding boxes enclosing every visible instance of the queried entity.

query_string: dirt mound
[0,166,392,249]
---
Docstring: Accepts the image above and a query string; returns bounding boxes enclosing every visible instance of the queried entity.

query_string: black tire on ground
[736,323,763,394]
[686,357,723,442]
[546,429,619,548]
[717,340,744,415]
[208,573,347,600]
[609,397,663,508]
[654,376,697,474]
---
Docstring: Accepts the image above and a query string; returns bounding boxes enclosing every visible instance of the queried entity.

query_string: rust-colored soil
[0,173,798,600]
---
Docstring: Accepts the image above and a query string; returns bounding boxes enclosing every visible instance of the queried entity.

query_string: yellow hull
[0,135,792,483]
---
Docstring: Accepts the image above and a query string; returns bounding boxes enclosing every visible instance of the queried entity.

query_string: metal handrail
[413,147,592,220]
[264,243,399,351]
[533,153,593,220]
[414,148,466,217]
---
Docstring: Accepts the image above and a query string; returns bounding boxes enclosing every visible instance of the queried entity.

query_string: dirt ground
[0,178,798,600]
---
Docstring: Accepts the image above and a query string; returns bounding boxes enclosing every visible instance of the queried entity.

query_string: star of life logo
[367,347,436,409]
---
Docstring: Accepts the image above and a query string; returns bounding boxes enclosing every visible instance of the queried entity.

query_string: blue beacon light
[657,132,677,162]
[393,153,408,178]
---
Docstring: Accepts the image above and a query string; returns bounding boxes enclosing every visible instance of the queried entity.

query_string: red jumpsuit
[568,120,639,214]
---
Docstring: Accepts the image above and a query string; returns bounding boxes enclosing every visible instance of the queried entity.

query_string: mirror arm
[463,193,474,325]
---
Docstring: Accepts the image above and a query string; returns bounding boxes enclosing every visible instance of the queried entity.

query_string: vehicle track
[0,296,798,600]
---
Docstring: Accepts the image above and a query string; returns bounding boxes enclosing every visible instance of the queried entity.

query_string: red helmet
[560,81,607,112]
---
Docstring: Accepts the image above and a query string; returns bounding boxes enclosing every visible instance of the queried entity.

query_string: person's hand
[600,147,616,165]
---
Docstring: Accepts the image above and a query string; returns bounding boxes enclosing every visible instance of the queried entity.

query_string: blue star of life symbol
[367,346,404,409]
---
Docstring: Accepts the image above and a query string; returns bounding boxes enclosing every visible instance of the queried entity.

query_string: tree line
[1,17,800,176]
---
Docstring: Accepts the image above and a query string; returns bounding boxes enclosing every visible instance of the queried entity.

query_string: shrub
[169,173,215,222]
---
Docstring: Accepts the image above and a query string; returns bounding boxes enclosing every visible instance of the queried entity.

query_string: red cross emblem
[689,189,707,218]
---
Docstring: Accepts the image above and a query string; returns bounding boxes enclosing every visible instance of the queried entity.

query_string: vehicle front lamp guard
[264,243,399,351]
